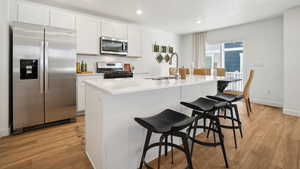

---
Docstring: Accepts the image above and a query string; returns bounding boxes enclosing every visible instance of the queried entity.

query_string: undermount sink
[147,76,177,80]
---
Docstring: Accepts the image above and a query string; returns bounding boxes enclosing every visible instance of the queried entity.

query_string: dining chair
[169,67,177,75]
[179,68,190,75]
[217,68,226,77]
[224,70,255,116]
[193,68,211,75]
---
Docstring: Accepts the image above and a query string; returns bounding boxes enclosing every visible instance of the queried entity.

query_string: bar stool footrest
[189,136,221,147]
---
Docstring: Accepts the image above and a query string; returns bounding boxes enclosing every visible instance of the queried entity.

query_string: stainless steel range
[10,22,77,133]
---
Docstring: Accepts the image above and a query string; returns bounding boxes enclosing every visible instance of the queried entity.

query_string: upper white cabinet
[101,21,127,39]
[76,16,101,55]
[50,9,76,30]
[17,2,50,25]
[128,25,142,57]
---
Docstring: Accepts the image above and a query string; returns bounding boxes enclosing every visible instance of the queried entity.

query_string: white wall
[283,7,300,117]
[78,27,180,76]
[0,0,10,137]
[180,17,284,107]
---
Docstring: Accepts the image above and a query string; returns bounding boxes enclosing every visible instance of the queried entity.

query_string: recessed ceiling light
[136,10,143,15]
[196,20,202,24]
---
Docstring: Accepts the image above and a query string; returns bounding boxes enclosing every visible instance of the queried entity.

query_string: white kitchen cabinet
[101,21,127,39]
[17,1,50,25]
[76,75,103,112]
[76,16,101,55]
[50,8,75,30]
[128,25,142,57]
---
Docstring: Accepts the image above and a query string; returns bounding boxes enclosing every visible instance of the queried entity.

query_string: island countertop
[84,75,225,95]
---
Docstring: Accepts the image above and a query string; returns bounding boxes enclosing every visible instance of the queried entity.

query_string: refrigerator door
[44,27,77,123]
[11,23,45,130]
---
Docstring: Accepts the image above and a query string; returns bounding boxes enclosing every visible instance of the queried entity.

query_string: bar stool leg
[213,123,216,145]
[217,122,229,168]
[191,118,199,156]
[165,136,168,157]
[182,135,194,169]
[187,111,196,136]
[233,104,243,138]
[203,114,207,132]
[230,107,238,148]
[206,121,212,138]
[139,131,152,169]
[171,135,174,164]
[157,136,164,169]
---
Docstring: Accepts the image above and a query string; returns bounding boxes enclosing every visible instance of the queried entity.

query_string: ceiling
[29,0,300,34]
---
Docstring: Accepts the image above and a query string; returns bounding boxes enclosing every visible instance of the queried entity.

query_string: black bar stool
[135,109,196,169]
[207,93,243,148]
[181,97,229,168]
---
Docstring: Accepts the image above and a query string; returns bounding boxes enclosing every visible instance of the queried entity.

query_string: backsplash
[77,55,145,73]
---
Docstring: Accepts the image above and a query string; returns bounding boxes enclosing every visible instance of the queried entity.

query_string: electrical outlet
[267,90,271,95]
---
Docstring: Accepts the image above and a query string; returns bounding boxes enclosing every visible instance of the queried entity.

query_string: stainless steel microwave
[100,36,128,56]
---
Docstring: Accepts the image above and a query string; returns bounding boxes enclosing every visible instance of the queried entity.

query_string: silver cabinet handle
[45,41,49,93]
[40,41,44,94]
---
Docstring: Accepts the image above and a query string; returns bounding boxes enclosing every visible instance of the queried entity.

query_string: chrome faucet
[169,52,179,79]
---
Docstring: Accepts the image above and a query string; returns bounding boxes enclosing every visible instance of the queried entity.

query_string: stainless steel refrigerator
[10,22,77,133]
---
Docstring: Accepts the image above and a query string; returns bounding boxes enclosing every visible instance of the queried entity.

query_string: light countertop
[84,75,225,95]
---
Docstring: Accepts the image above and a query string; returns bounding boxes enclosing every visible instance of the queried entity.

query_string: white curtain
[192,32,207,68]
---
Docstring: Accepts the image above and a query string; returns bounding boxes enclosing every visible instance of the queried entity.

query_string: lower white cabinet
[76,75,103,112]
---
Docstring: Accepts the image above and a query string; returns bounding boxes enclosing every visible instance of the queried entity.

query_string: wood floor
[0,103,300,169]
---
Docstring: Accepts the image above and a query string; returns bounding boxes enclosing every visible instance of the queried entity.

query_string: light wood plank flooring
[0,103,300,169]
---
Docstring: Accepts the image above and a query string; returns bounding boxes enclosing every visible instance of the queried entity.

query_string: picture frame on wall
[161,46,167,53]
[153,43,160,52]
[168,46,174,54]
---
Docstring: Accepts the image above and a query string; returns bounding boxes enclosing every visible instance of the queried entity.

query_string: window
[205,42,244,73]
[205,41,244,91]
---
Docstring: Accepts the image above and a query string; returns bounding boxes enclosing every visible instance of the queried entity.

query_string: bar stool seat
[135,109,195,169]
[135,109,195,133]
[207,93,243,103]
[181,97,227,112]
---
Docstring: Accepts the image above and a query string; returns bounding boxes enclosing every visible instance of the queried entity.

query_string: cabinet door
[76,76,102,112]
[50,9,75,30]
[128,25,142,57]
[76,16,100,55]
[101,21,115,38]
[101,21,127,39]
[18,2,50,25]
[114,23,127,40]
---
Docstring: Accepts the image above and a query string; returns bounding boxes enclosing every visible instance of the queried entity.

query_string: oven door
[100,37,128,56]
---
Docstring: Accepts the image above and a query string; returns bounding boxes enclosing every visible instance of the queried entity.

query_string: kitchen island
[84,76,222,169]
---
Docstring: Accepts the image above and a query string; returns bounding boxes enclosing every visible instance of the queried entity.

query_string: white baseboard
[283,108,300,117]
[0,128,10,137]
[85,151,96,169]
[251,98,283,108]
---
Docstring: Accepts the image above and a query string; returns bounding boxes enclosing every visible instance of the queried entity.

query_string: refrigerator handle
[40,41,44,94]
[45,41,49,93]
